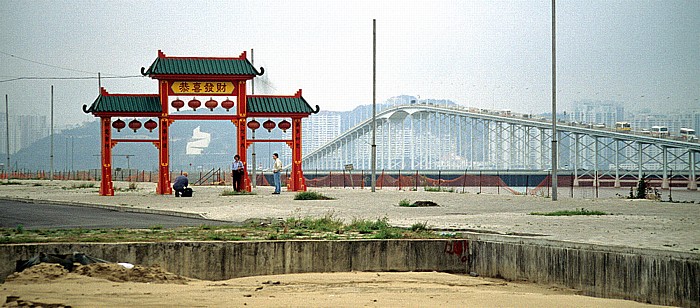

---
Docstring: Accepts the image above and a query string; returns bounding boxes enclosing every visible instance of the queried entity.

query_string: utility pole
[550,0,558,201]
[50,85,54,181]
[4,95,9,182]
[371,19,377,192]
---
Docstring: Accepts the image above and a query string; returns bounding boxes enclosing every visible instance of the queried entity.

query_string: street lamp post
[550,0,558,201]
[4,94,9,182]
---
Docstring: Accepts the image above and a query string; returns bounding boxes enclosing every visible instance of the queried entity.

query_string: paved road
[0,200,232,229]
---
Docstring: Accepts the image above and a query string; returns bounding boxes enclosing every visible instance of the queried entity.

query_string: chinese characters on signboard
[171,81,235,95]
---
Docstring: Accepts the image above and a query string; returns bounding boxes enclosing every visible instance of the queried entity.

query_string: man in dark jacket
[173,172,189,197]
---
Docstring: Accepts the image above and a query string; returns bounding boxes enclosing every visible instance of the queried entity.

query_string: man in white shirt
[272,153,282,194]
[231,154,244,192]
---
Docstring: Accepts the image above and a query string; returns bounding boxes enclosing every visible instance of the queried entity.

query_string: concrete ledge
[1,237,697,307]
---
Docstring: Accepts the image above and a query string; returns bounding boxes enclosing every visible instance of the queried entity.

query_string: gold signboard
[171,81,235,95]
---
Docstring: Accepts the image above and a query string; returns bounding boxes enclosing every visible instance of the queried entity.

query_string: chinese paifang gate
[83,50,319,196]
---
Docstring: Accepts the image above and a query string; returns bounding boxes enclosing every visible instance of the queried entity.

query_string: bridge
[301,103,699,189]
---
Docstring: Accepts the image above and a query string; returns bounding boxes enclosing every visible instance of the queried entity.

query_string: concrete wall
[1,237,697,307]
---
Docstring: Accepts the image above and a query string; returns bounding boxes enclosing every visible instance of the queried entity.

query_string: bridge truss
[302,104,699,189]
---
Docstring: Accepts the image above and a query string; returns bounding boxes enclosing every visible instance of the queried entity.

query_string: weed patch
[530,208,609,216]
[0,181,22,185]
[425,186,454,193]
[221,189,257,196]
[294,191,335,200]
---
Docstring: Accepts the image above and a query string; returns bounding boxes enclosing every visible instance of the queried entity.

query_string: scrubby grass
[0,181,23,185]
[0,213,452,244]
[347,217,390,234]
[63,182,96,190]
[530,208,609,216]
[286,213,344,232]
[398,199,439,207]
[220,189,257,196]
[424,186,454,193]
[410,222,429,232]
[398,199,413,207]
[294,191,335,200]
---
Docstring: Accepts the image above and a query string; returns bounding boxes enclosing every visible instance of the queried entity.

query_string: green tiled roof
[247,96,318,114]
[142,57,261,76]
[83,95,162,113]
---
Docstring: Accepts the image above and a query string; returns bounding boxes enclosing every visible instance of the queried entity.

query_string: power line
[0,50,98,75]
[0,50,135,77]
[0,75,145,83]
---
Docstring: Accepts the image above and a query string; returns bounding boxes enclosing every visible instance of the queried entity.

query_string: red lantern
[221,98,234,111]
[171,98,184,111]
[205,98,218,111]
[188,97,201,111]
[128,119,142,132]
[263,119,276,132]
[247,119,260,131]
[112,119,126,132]
[278,120,291,132]
[144,119,158,132]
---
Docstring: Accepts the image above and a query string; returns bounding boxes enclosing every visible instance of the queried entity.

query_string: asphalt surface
[0,199,232,229]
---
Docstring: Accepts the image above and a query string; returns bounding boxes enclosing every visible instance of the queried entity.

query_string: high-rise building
[569,100,624,128]
[18,115,48,151]
[0,113,48,154]
[302,111,341,153]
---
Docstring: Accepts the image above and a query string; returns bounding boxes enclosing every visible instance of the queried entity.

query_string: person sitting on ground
[172,172,189,197]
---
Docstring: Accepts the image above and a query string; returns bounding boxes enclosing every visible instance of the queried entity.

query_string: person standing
[272,153,282,194]
[231,154,244,192]
[172,172,189,197]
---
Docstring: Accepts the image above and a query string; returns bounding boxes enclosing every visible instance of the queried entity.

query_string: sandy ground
[0,263,660,308]
[0,180,698,254]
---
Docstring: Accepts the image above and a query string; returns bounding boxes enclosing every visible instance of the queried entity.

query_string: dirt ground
[0,263,660,307]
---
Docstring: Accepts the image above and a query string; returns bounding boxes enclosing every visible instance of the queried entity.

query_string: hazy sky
[1,0,698,128]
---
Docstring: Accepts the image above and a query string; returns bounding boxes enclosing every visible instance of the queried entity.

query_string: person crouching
[173,172,189,197]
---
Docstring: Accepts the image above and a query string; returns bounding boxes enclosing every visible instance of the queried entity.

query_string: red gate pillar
[156,117,172,194]
[236,81,250,191]
[156,80,172,194]
[289,117,306,191]
[99,117,114,196]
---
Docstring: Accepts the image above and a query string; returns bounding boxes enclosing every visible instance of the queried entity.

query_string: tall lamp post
[4,94,9,182]
[371,19,377,192]
[550,0,559,201]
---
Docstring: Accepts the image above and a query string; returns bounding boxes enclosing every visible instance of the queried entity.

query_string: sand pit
[1,264,658,307]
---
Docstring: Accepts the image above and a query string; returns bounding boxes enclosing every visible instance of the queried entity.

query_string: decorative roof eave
[83,88,161,114]
[92,112,163,118]
[248,89,320,115]
[140,50,264,78]
[140,74,260,81]
[247,112,315,118]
